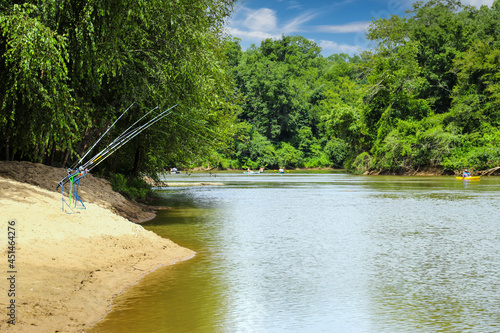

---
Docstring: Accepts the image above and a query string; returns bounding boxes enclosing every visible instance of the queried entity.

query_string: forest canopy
[0,0,239,175]
[214,0,500,174]
[1,0,500,176]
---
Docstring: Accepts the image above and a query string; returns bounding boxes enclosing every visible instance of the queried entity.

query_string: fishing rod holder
[59,168,87,213]
[57,103,177,213]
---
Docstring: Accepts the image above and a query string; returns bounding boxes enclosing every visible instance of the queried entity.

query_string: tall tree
[235,35,324,143]
[0,0,239,174]
[0,4,75,162]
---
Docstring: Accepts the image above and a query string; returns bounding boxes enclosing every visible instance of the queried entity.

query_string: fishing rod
[109,106,159,146]
[58,104,176,188]
[86,105,177,172]
[57,103,177,213]
[83,105,175,170]
[71,102,135,170]
[58,103,136,188]
[79,105,161,170]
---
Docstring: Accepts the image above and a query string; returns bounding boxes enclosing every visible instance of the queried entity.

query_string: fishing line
[162,118,219,144]
[169,110,228,143]
[85,105,177,171]
[72,102,135,170]
[59,104,177,186]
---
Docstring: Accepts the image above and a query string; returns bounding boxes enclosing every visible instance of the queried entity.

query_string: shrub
[324,138,348,167]
[351,152,373,174]
[276,142,304,167]
[109,173,150,201]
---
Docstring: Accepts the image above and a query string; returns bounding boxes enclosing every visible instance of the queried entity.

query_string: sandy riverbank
[0,161,158,223]
[0,176,195,332]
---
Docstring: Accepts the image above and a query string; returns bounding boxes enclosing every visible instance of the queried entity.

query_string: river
[90,172,500,332]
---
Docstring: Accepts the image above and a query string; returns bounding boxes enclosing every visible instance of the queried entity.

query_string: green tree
[0,4,75,162]
[235,35,324,143]
[408,0,475,113]
[1,0,239,176]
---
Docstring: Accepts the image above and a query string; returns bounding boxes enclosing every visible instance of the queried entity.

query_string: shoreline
[161,167,454,176]
[0,176,195,332]
[86,251,196,330]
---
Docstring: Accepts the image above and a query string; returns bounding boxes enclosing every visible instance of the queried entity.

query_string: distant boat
[456,176,480,181]
[243,171,262,174]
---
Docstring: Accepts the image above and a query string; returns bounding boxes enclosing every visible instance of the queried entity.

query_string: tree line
[2,0,500,177]
[213,0,500,174]
[0,0,238,176]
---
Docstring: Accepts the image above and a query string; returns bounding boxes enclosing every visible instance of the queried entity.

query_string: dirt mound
[0,161,155,222]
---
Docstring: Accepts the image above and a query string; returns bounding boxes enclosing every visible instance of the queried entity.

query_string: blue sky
[225,0,495,56]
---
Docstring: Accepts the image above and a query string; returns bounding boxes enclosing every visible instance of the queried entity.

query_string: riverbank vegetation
[0,0,239,175]
[1,0,500,178]
[214,0,500,174]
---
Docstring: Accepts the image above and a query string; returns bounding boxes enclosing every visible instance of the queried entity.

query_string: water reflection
[91,174,500,333]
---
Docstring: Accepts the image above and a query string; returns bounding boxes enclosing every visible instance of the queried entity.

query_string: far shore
[162,166,458,176]
[182,166,496,177]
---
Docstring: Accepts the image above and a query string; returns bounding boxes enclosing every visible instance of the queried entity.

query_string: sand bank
[0,161,157,223]
[141,175,224,187]
[155,182,224,187]
[0,177,195,332]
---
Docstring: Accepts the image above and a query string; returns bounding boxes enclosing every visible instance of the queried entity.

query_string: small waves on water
[91,174,500,333]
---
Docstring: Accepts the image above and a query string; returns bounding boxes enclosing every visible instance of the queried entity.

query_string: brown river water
[90,172,500,332]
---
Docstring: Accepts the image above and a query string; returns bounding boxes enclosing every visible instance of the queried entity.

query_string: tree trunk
[5,119,10,161]
[62,148,70,168]
[49,141,56,166]
[480,166,500,176]
[40,133,48,164]
[35,144,40,163]
[43,139,51,165]
[133,146,142,176]
[111,150,119,174]
[5,136,9,161]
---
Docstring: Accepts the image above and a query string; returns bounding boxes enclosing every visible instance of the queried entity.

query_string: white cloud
[319,40,365,55]
[226,6,317,48]
[225,7,282,47]
[226,27,280,41]
[316,21,370,34]
[461,0,495,6]
[283,12,317,34]
[243,8,277,31]
[286,1,303,10]
[225,4,369,54]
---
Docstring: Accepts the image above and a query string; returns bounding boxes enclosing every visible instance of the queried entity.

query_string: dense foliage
[212,0,500,174]
[209,35,365,170]
[0,0,238,175]
[2,0,500,176]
